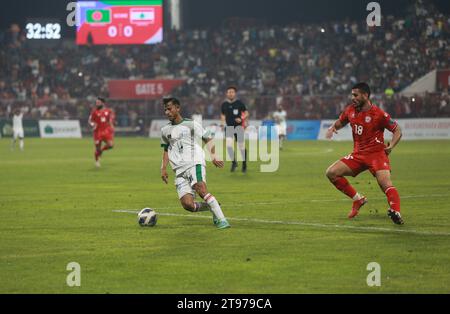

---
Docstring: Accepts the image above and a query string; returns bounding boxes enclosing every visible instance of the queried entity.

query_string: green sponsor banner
[0,119,40,138]
[86,9,111,24]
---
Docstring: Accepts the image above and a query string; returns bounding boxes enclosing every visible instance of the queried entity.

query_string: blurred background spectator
[0,0,448,131]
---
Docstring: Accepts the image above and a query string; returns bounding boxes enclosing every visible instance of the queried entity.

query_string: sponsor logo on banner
[152,118,450,141]
[39,120,82,138]
[149,119,262,139]
[394,119,450,140]
[286,120,321,140]
[0,119,40,137]
[318,120,353,141]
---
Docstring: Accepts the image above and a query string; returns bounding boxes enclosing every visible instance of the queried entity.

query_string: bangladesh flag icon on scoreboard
[86,9,111,24]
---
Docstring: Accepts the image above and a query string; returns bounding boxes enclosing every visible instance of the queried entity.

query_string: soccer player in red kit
[88,97,115,168]
[325,83,404,225]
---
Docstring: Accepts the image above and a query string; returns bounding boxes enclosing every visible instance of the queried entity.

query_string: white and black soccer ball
[137,208,157,227]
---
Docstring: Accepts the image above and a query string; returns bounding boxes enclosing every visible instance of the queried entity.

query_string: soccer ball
[137,208,157,227]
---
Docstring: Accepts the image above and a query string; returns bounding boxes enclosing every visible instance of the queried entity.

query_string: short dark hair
[97,97,106,103]
[163,97,181,107]
[352,83,371,98]
[227,86,237,92]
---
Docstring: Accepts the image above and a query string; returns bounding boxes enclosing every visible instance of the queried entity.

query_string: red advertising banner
[437,70,450,91]
[108,80,186,99]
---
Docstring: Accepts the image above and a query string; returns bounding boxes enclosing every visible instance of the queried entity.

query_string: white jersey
[161,119,213,176]
[273,110,287,136]
[13,113,23,131]
[273,110,287,125]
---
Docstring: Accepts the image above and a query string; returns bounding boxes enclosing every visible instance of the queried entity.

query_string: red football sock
[95,150,101,161]
[332,177,357,199]
[385,187,401,212]
[101,145,111,152]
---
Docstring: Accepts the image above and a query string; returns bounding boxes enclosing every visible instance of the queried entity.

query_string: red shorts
[340,151,390,177]
[94,129,114,144]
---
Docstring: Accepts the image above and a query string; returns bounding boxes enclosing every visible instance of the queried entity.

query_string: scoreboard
[76,0,163,45]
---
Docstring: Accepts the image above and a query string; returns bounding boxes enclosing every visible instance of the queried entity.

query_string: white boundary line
[113,209,450,237]
[143,193,449,209]
[310,193,450,203]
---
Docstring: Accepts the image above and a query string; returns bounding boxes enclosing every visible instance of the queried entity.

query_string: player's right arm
[88,111,96,130]
[161,150,169,184]
[326,107,349,139]
[326,120,345,139]
[160,133,170,184]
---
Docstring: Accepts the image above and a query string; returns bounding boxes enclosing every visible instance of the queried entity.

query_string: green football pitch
[1,138,449,293]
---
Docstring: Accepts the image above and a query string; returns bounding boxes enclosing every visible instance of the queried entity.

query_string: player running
[325,83,404,225]
[160,97,230,229]
[273,104,287,150]
[11,108,24,151]
[88,97,115,168]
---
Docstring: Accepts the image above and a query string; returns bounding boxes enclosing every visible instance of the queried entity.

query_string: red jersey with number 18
[339,103,398,154]
[89,108,115,133]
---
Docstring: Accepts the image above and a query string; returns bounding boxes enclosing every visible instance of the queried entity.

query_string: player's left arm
[382,112,402,155]
[242,110,249,123]
[196,121,224,168]
[236,102,248,124]
[385,125,402,156]
[203,138,224,168]
[109,109,116,128]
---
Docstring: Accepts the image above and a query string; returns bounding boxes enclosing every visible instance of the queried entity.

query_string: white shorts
[275,123,287,136]
[13,129,24,139]
[174,164,206,199]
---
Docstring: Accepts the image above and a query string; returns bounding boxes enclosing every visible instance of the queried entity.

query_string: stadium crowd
[0,0,449,124]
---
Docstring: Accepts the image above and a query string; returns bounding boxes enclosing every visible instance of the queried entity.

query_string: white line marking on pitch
[137,193,449,209]
[112,209,450,237]
[310,193,450,203]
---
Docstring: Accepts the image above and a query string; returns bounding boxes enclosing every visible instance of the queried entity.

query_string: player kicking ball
[325,83,404,225]
[160,98,231,229]
[88,97,115,168]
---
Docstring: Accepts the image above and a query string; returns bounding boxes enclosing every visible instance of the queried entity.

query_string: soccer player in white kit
[273,105,287,150]
[160,98,231,229]
[11,108,25,151]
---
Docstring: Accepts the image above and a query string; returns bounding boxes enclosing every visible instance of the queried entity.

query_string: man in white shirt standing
[11,108,25,151]
[273,105,287,150]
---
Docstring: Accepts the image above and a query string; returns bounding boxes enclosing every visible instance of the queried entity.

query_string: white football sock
[204,194,225,220]
[195,202,211,212]
[352,193,363,201]
[19,140,24,151]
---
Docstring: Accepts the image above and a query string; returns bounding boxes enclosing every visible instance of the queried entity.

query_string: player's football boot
[242,162,247,173]
[95,160,101,168]
[231,161,238,172]
[348,197,368,219]
[387,209,404,225]
[216,219,231,229]
[213,216,219,225]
